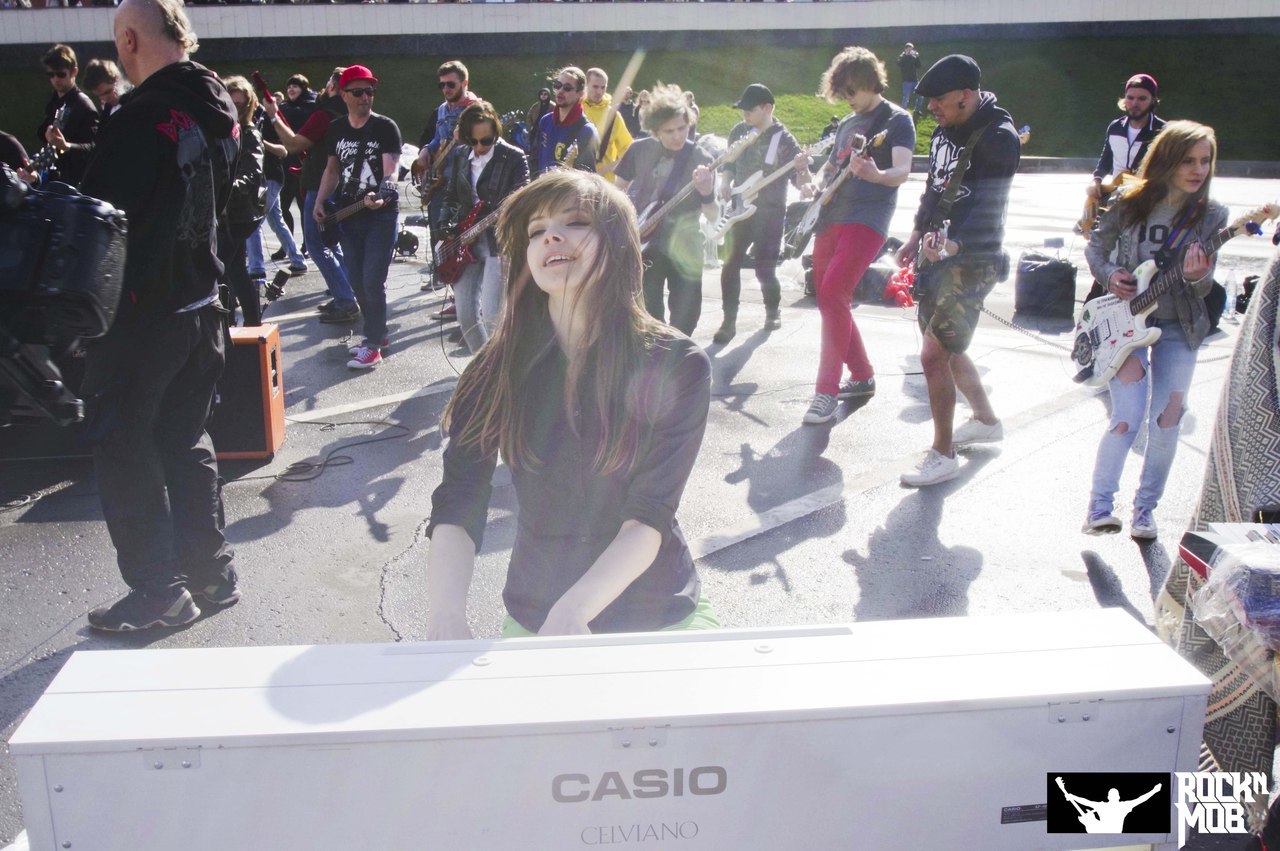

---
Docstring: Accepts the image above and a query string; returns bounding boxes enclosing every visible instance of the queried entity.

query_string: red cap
[339,65,378,90]
[1125,73,1158,98]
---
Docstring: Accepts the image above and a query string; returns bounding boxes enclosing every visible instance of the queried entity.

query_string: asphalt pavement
[2,170,1279,849]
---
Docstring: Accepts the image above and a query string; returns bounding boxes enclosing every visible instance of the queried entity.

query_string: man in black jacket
[36,43,99,187]
[79,0,240,631]
[1087,73,1165,200]
[894,55,1020,487]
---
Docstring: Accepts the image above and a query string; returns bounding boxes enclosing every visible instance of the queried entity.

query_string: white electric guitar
[705,136,834,242]
[1072,204,1279,387]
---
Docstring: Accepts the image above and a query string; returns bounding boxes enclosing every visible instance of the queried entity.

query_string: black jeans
[719,208,784,318]
[81,304,234,592]
[642,249,702,336]
[221,234,261,327]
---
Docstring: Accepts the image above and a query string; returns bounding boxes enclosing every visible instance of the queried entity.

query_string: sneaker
[764,311,782,330]
[802,393,839,425]
[432,302,457,322]
[1082,510,1123,535]
[1131,506,1158,540]
[348,337,390,355]
[189,567,241,607]
[270,247,288,261]
[317,299,337,314]
[952,417,1003,447]
[347,346,383,369]
[837,377,876,400]
[712,321,736,345]
[87,586,201,632]
[319,304,360,324]
[900,448,960,487]
[288,263,309,277]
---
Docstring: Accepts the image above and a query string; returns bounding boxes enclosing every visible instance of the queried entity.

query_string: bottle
[1224,271,1239,324]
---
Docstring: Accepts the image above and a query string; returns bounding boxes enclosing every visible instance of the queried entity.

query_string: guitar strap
[653,143,696,209]
[928,121,991,231]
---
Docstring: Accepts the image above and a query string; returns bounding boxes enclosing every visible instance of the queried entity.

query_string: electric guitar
[1074,170,1135,238]
[29,106,67,175]
[783,129,887,259]
[435,200,503,285]
[1055,777,1101,830]
[1071,203,1279,387]
[319,186,399,248]
[419,138,457,206]
[705,136,834,242]
[635,131,757,252]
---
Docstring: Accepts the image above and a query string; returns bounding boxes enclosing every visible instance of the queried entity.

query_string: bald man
[78,0,241,631]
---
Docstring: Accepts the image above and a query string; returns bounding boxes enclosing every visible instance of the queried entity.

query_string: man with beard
[415,60,478,211]
[36,43,99,187]
[893,55,1020,487]
[314,64,402,370]
[265,68,359,323]
[1087,73,1165,202]
[78,0,240,630]
[533,66,599,177]
[583,67,632,183]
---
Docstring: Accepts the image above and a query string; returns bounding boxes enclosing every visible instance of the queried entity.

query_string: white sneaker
[953,417,1003,447]
[901,448,960,487]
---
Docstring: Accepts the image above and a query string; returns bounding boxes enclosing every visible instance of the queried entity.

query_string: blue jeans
[902,81,918,110]
[264,179,304,266]
[453,239,503,354]
[1089,320,1197,515]
[304,189,356,309]
[246,225,266,278]
[339,206,398,344]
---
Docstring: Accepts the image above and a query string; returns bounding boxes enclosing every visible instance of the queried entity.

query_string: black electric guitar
[28,106,67,175]
[783,129,887,259]
[636,131,757,252]
[320,186,398,248]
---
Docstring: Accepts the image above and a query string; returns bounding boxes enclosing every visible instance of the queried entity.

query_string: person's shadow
[702,426,845,592]
[845,460,989,620]
[706,329,773,426]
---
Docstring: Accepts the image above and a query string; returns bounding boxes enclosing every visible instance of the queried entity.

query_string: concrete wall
[1,0,1277,56]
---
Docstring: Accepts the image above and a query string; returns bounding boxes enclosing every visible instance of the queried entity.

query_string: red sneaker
[347,346,383,369]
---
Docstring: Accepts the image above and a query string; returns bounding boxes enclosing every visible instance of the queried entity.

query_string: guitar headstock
[1231,203,1280,237]
[808,136,835,158]
[868,129,888,148]
[562,142,579,171]
[251,71,274,106]
[722,131,760,165]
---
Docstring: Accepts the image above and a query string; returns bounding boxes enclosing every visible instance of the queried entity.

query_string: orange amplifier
[208,324,286,460]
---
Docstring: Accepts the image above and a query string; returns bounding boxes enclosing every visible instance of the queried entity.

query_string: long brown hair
[1114,120,1216,230]
[442,170,669,474]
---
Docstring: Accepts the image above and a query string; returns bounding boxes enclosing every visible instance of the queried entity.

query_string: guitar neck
[642,144,743,237]
[1131,223,1234,314]
[461,208,502,244]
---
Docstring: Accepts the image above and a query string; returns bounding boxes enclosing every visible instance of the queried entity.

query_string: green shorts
[501,596,721,638]
[916,258,1003,354]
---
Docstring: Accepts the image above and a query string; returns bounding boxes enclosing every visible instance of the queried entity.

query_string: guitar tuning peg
[1245,221,1263,236]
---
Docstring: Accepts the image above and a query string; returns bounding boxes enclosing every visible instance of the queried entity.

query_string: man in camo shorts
[893,54,1021,487]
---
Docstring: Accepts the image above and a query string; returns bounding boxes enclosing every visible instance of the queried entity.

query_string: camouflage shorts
[916,258,1004,354]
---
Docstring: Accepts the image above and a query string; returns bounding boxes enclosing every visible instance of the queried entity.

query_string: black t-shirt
[322,112,401,201]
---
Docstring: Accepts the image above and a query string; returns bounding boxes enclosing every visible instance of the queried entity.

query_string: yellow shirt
[582,94,633,184]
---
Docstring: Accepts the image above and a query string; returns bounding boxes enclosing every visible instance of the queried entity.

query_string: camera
[0,165,127,426]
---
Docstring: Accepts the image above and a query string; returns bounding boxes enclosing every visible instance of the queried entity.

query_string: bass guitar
[705,136,833,243]
[435,200,502,285]
[28,106,67,176]
[1074,170,1134,239]
[320,186,399,249]
[1071,203,1279,387]
[636,131,758,252]
[783,129,887,259]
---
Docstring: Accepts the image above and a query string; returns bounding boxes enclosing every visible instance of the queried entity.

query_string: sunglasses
[46,70,70,79]
[469,135,497,147]
[345,87,376,98]
[551,81,579,92]
[437,81,459,90]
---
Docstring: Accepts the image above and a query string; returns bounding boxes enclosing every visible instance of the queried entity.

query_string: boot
[713,316,737,345]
